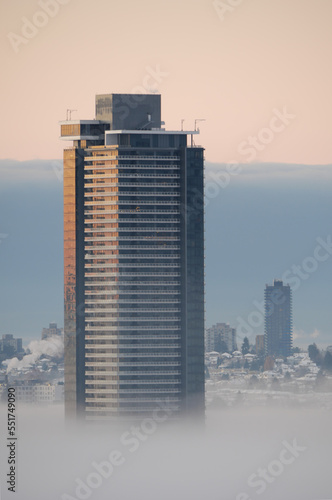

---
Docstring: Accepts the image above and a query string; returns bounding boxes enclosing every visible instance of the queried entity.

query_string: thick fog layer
[0,403,330,500]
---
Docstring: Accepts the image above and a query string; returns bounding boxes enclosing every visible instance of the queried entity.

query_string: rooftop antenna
[181,119,185,131]
[140,113,154,129]
[192,118,206,146]
[194,118,206,132]
[66,109,77,121]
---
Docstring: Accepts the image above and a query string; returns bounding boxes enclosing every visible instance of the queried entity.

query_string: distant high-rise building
[15,383,57,404]
[42,323,63,340]
[205,323,237,353]
[255,335,265,355]
[264,279,292,357]
[60,93,205,421]
[0,334,24,362]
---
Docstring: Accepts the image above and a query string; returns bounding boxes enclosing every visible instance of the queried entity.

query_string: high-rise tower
[60,94,205,421]
[264,279,293,357]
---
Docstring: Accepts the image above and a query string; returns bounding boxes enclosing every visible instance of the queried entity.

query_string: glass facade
[61,96,205,421]
[264,280,293,358]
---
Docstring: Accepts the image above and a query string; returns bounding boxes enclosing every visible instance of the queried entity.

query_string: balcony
[84,280,180,286]
[86,347,181,353]
[85,218,180,225]
[85,397,180,404]
[84,155,181,162]
[84,227,180,233]
[85,316,181,322]
[85,371,181,377]
[85,244,180,251]
[84,182,180,189]
[85,271,180,278]
[85,298,181,304]
[85,325,181,331]
[85,380,181,386]
[84,209,180,215]
[85,334,181,342]
[85,307,180,313]
[84,191,180,198]
[86,388,181,396]
[85,352,181,358]
[85,173,180,180]
[85,261,180,267]
[84,200,180,206]
[85,361,181,367]
[85,290,181,295]
[85,236,180,242]
[85,335,181,341]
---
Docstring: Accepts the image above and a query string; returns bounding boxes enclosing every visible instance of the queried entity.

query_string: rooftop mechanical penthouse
[60,93,205,421]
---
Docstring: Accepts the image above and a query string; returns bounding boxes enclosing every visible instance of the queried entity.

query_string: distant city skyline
[1,0,332,351]
[1,159,331,348]
[1,1,332,498]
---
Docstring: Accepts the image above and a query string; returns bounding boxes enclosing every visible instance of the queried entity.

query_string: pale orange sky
[1,0,331,164]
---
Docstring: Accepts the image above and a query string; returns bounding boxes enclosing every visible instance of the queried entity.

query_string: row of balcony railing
[85,290,181,295]
[85,316,181,322]
[85,200,181,206]
[85,173,180,179]
[85,352,181,359]
[85,298,181,304]
[85,307,180,313]
[84,228,180,234]
[84,183,180,189]
[85,370,181,376]
[84,192,180,199]
[85,218,180,225]
[84,209,180,215]
[85,336,181,342]
[85,383,181,390]
[85,271,180,278]
[85,245,180,251]
[85,236,180,243]
[85,281,180,287]
[85,325,181,331]
[85,361,181,367]
[84,155,181,162]
[85,255,180,262]
[85,264,180,270]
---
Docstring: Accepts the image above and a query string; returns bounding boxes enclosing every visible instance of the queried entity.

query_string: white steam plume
[3,334,64,374]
